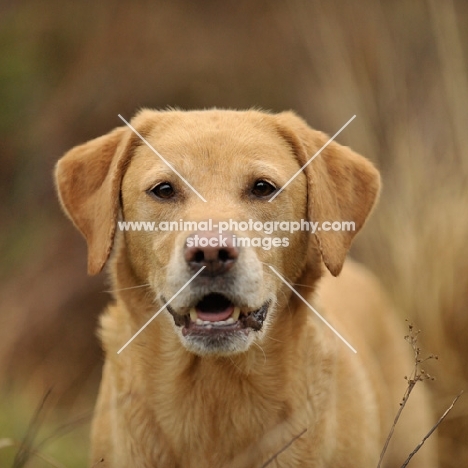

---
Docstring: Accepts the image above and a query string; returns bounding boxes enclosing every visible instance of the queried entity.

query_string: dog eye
[251,180,276,198]
[149,182,175,200]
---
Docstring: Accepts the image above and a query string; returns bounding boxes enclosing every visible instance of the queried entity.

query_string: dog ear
[55,126,133,275]
[274,112,381,276]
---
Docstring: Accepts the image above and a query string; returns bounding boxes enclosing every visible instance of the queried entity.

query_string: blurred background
[1,0,467,466]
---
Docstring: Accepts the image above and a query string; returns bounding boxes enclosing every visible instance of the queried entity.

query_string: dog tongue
[196,306,234,322]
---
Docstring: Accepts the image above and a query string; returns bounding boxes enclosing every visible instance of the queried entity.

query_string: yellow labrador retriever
[55,109,436,467]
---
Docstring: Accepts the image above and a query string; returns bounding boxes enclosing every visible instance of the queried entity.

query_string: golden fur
[55,109,437,467]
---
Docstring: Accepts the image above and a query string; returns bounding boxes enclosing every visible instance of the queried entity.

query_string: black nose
[184,231,238,276]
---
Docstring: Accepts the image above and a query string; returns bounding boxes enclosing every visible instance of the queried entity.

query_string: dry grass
[281,2,468,465]
[0,392,91,468]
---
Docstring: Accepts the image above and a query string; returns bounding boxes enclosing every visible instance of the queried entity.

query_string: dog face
[55,109,380,356]
[120,111,309,355]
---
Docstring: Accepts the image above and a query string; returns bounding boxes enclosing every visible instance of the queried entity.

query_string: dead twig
[261,428,307,468]
[6,389,92,468]
[400,391,463,468]
[13,389,53,468]
[377,322,437,468]
[36,409,94,451]
[0,437,66,468]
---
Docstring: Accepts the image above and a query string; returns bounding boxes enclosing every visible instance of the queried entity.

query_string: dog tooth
[225,318,234,324]
[232,307,240,321]
[195,318,203,325]
[190,308,197,321]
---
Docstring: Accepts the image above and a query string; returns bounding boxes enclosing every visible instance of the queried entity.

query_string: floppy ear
[275,112,381,276]
[55,126,133,275]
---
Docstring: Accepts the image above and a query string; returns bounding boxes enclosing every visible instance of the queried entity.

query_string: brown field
[0,1,467,466]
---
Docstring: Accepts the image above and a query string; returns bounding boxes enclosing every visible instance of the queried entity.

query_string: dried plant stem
[400,391,463,468]
[13,389,52,468]
[378,322,437,468]
[0,437,65,468]
[261,428,307,468]
[377,381,417,468]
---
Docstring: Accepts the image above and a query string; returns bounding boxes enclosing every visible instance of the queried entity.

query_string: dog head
[55,109,380,356]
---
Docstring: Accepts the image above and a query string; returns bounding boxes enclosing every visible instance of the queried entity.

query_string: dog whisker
[261,262,295,317]
[104,284,151,293]
[252,341,267,366]
[289,282,316,290]
[228,357,243,374]
[264,335,284,344]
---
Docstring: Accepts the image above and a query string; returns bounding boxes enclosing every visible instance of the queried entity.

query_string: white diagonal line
[117,266,206,354]
[118,114,207,202]
[268,115,356,202]
[268,266,357,353]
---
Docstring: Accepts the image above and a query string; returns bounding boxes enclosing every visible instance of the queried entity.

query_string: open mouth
[165,293,270,336]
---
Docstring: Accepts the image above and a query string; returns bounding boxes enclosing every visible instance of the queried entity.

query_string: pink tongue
[196,306,234,322]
